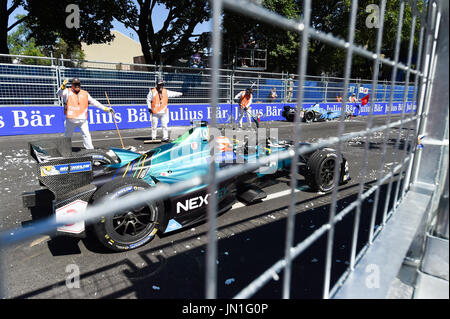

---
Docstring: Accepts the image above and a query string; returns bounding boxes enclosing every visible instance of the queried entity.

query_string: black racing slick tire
[304,110,315,123]
[90,177,164,251]
[305,149,339,193]
[76,148,119,167]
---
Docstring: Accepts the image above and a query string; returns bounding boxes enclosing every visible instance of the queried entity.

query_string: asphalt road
[0,115,416,298]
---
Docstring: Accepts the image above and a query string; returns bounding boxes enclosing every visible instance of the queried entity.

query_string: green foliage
[223,0,300,72]
[113,0,211,65]
[23,0,120,48]
[223,0,424,79]
[4,0,210,66]
[7,14,48,65]
[7,14,84,65]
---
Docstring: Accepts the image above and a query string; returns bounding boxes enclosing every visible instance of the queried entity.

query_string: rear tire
[304,110,315,123]
[90,177,164,251]
[305,149,339,192]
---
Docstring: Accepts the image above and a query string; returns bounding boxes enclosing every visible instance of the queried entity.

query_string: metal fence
[0,54,415,107]
[0,0,448,299]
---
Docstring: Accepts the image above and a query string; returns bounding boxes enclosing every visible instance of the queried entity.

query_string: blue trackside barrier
[0,102,417,136]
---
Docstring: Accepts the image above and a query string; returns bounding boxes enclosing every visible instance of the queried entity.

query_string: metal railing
[0,0,447,299]
[0,54,415,107]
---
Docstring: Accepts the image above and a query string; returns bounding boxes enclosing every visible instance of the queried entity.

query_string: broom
[105,91,134,150]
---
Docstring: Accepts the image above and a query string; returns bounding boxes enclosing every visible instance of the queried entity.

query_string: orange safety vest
[151,88,169,113]
[216,136,232,152]
[66,89,89,119]
[239,91,252,108]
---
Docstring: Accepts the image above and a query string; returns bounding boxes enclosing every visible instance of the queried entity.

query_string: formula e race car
[22,121,350,251]
[282,104,352,123]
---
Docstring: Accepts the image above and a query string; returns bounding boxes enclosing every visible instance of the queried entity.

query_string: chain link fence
[0,0,447,300]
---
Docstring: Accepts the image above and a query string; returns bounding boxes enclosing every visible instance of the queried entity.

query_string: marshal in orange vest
[239,91,252,108]
[151,88,169,113]
[66,89,89,119]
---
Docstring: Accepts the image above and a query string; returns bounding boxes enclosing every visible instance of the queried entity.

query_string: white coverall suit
[56,88,108,149]
[147,88,183,140]
[234,91,253,129]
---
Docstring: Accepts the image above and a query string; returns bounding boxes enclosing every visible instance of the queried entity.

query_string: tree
[7,14,84,65]
[0,0,25,54]
[346,0,424,80]
[223,0,424,79]
[7,14,46,64]
[113,0,211,65]
[223,0,301,73]
[2,0,123,58]
[23,0,123,50]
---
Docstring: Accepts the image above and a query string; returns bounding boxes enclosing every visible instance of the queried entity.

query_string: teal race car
[22,121,350,251]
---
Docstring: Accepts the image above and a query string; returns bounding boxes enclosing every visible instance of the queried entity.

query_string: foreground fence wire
[0,0,447,299]
[221,0,444,299]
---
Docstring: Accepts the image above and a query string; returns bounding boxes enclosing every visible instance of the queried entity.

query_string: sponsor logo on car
[40,164,69,176]
[138,167,150,179]
[128,228,158,249]
[176,188,228,214]
[55,199,87,234]
[111,186,134,198]
[40,161,92,177]
[69,161,92,173]
[160,170,172,177]
[177,194,210,214]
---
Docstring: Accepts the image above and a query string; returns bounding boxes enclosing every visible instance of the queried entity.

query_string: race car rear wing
[37,156,94,200]
[27,157,96,238]
[29,137,72,163]
[27,137,94,199]
[24,138,98,237]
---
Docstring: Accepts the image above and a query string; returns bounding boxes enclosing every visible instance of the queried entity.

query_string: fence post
[257,74,261,101]
[230,70,235,125]
[55,61,62,106]
[356,78,361,101]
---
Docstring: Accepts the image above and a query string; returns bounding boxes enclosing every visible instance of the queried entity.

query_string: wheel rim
[106,202,157,242]
[319,158,335,189]
[305,112,314,122]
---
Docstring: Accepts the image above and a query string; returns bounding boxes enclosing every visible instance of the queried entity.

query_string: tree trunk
[0,0,10,55]
[137,28,153,66]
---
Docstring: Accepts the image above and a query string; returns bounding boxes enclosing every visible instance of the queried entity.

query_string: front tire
[90,177,164,251]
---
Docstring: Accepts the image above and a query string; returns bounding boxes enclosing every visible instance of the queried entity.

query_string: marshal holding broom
[57,78,113,149]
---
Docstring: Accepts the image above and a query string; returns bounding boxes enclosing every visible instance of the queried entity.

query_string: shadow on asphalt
[15,176,404,299]
[43,175,358,256]
[349,138,412,151]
